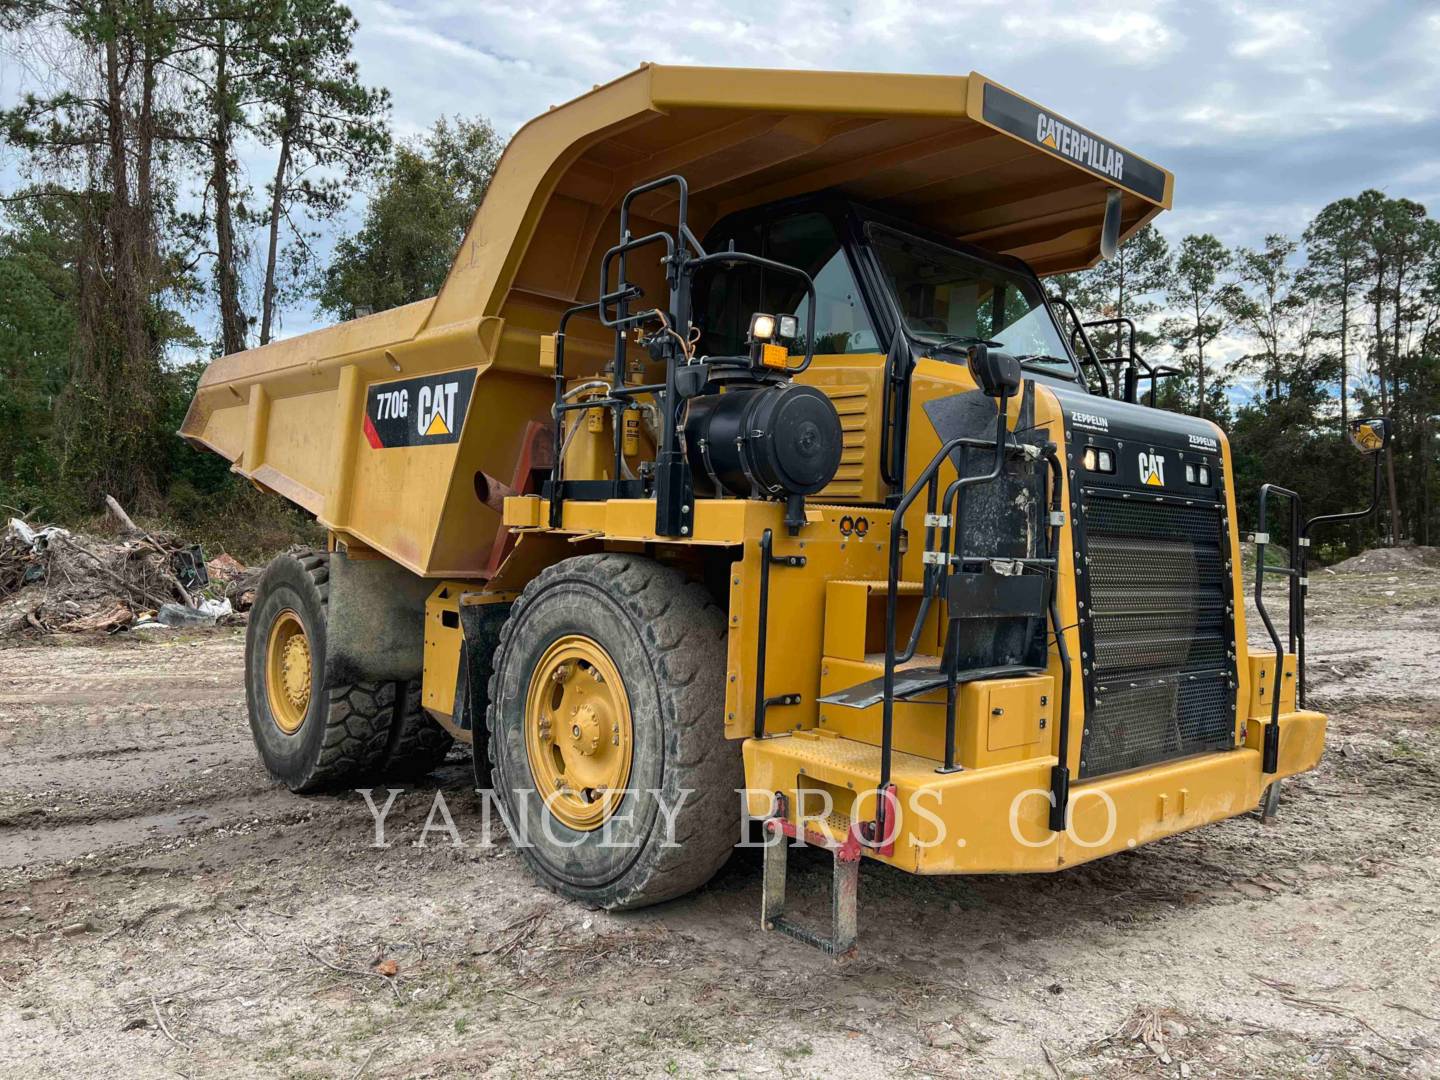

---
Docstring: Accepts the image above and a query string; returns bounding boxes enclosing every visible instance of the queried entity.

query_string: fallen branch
[1385,1001,1440,1023]
[150,994,185,1048]
[1254,974,1401,1045]
[303,940,402,1003]
[1040,1041,1065,1079]
[104,494,143,537]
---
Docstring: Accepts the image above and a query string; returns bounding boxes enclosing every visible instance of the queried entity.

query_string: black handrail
[869,401,1015,845]
[687,248,818,373]
[1042,444,1073,830]
[1049,295,1113,398]
[1254,483,1301,774]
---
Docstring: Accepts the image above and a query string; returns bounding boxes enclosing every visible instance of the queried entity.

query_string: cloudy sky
[343,0,1440,238]
[5,0,1439,343]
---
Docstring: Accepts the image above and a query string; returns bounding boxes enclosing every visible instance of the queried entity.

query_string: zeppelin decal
[363,369,478,448]
[980,83,1168,204]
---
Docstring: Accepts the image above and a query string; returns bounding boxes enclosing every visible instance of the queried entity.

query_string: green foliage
[1053,224,1172,359]
[1160,233,1241,420]
[0,0,390,559]
[0,191,74,514]
[1060,194,1440,554]
[252,0,391,344]
[313,116,503,319]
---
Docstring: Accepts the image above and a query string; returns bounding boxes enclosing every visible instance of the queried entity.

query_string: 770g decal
[363,369,478,449]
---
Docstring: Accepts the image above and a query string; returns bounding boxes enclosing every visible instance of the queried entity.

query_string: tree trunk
[1194,295,1205,419]
[1372,266,1401,545]
[260,112,294,346]
[212,18,247,356]
[1338,257,1350,434]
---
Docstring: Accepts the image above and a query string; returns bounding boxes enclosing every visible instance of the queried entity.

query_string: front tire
[485,553,738,909]
[245,551,396,793]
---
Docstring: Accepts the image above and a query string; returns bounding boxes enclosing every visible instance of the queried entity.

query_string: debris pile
[1,499,255,639]
[1328,545,1440,574]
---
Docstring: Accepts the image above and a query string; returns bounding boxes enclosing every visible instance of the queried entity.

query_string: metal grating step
[818,664,1044,710]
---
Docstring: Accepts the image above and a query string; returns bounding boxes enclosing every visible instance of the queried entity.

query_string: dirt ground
[1,561,1437,1079]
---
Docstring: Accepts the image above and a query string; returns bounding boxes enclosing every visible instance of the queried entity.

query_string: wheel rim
[523,635,633,831]
[265,609,312,735]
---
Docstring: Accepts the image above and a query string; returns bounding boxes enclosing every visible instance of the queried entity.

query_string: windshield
[867,223,1078,379]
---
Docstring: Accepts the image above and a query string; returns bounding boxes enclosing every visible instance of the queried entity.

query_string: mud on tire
[485,553,739,910]
[245,550,396,793]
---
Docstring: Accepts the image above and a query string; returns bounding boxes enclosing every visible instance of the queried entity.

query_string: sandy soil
[1,563,1437,1079]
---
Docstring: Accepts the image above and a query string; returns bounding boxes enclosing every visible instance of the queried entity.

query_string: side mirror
[1348,416,1390,454]
[967,343,1021,399]
[1099,188,1123,261]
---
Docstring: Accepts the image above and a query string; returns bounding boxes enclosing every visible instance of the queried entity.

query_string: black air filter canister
[684,383,842,498]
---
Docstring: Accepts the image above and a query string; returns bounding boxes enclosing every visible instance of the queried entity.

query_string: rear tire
[381,681,456,778]
[245,550,396,793]
[485,553,738,910]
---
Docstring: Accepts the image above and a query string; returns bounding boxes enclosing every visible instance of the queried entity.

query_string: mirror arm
[1302,447,1384,540]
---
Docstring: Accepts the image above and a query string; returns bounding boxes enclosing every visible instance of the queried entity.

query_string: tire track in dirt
[0,579,1436,1077]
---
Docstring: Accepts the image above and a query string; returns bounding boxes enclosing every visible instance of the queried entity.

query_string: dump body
[180,65,1171,577]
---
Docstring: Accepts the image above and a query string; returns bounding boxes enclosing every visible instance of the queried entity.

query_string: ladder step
[761,815,861,960]
[817,664,1045,710]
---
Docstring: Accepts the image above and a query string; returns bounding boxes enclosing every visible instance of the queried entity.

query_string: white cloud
[5,0,1438,349]
[1229,5,1328,74]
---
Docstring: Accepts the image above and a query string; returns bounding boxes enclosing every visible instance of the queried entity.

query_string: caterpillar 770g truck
[182,65,1385,955]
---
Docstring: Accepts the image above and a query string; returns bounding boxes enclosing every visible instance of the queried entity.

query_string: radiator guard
[1074,488,1238,778]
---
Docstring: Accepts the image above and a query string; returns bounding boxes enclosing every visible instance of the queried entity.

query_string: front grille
[1079,492,1234,778]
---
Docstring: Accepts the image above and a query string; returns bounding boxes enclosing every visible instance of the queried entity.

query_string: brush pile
[1,498,257,639]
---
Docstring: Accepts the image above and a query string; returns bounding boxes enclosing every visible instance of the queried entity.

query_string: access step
[818,663,1044,710]
[761,808,861,959]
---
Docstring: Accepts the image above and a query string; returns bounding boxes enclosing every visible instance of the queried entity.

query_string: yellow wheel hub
[524,635,633,831]
[265,610,312,735]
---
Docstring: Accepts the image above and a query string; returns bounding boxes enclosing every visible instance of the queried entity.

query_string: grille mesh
[1080,494,1234,778]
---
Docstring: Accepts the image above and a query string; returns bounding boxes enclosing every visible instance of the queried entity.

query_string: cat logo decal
[1138,450,1166,487]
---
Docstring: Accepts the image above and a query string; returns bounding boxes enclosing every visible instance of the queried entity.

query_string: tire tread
[485,553,738,910]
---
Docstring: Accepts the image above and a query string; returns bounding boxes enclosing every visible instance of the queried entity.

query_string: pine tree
[251,0,389,344]
[1305,197,1366,432]
[2,0,198,509]
[314,116,502,319]
[1163,234,1239,421]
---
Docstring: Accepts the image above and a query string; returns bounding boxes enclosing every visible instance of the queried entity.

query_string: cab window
[868,223,1078,379]
[696,210,878,357]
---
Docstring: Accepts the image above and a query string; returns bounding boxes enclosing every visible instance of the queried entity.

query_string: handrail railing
[1254,483,1301,774]
[865,397,1069,843]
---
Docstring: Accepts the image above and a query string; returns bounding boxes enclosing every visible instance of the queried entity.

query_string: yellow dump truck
[183,65,1387,955]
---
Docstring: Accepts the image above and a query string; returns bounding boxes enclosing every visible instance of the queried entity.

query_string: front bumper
[742,708,1326,875]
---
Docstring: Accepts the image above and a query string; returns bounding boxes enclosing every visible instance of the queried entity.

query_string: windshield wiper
[1015,353,1069,365]
[924,334,1003,352]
